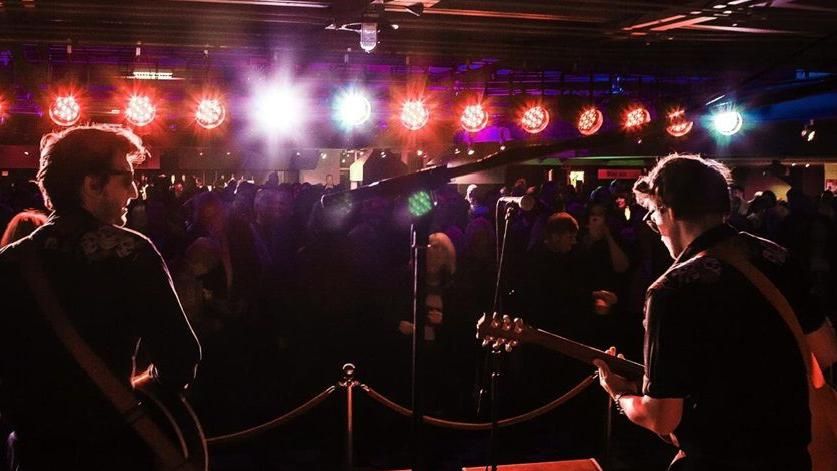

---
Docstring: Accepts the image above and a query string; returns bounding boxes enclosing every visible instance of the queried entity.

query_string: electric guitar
[130,367,209,471]
[476,312,644,380]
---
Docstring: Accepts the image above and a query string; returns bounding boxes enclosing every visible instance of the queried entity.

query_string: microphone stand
[410,214,432,471]
[487,202,520,471]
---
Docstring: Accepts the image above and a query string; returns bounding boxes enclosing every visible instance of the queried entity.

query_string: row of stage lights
[0,89,747,138]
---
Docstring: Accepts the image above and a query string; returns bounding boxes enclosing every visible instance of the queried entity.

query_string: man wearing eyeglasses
[0,124,201,470]
[594,154,837,471]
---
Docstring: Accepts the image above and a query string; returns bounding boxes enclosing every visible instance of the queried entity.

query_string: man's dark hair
[545,211,579,237]
[37,124,147,212]
[634,154,732,220]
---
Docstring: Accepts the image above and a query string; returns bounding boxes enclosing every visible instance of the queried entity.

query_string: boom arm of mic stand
[319,132,626,210]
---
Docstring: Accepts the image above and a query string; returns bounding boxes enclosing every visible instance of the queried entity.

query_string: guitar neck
[529,328,645,380]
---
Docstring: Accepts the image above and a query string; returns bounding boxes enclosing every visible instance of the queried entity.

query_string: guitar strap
[702,236,837,471]
[18,241,196,471]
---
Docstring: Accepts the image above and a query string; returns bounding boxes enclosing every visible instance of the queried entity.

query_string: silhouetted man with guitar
[594,155,837,470]
[0,125,203,470]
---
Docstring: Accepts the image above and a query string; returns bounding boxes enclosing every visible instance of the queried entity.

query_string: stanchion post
[341,363,357,471]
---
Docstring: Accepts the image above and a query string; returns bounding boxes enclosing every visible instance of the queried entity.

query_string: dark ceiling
[1,0,836,74]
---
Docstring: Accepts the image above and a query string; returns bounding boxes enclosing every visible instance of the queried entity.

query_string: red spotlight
[124,94,156,127]
[624,106,651,130]
[666,108,693,137]
[520,105,550,134]
[577,107,603,136]
[461,103,488,133]
[49,95,81,127]
[195,98,226,129]
[400,99,430,131]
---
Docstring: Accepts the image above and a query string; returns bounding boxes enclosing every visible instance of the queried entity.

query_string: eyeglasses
[643,207,661,234]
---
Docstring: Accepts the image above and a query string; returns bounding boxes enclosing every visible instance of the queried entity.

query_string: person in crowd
[595,154,837,471]
[729,183,749,216]
[0,209,47,248]
[0,124,201,470]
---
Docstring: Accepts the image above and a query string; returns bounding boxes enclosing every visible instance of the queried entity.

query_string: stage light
[624,106,650,130]
[360,22,378,53]
[400,99,429,131]
[520,105,549,134]
[195,98,226,129]
[712,109,743,136]
[252,85,305,135]
[461,104,488,133]
[666,109,694,137]
[334,90,371,127]
[408,190,433,217]
[49,95,81,127]
[124,94,156,127]
[577,107,603,136]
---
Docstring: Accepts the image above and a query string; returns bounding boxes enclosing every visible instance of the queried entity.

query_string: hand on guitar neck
[593,347,641,400]
[475,313,644,380]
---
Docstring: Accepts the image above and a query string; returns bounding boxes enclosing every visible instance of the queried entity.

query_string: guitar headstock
[476,312,531,352]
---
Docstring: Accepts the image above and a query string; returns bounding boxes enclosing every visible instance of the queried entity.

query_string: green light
[408,191,434,217]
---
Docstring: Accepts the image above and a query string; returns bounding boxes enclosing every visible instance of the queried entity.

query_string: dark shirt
[643,224,820,470]
[0,210,201,469]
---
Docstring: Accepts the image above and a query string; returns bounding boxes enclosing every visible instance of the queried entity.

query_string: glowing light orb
[460,104,488,133]
[335,90,371,127]
[624,107,651,129]
[195,98,226,129]
[520,105,550,134]
[400,99,430,131]
[252,85,306,134]
[666,109,693,137]
[713,110,743,136]
[408,191,434,217]
[125,95,156,127]
[577,107,603,136]
[49,95,81,127]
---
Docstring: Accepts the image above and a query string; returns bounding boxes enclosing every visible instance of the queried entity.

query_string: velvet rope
[359,374,598,431]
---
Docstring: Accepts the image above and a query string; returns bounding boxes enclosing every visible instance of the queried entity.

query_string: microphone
[498,195,536,211]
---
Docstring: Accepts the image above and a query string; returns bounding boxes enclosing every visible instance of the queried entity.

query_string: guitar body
[133,379,209,471]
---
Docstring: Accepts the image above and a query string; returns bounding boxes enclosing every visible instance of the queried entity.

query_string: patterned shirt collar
[675,223,737,265]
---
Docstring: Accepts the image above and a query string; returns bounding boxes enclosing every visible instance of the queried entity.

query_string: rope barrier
[359,374,598,431]
[206,385,337,445]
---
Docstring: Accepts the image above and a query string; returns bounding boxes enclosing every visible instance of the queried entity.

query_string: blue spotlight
[712,109,743,136]
[334,89,371,128]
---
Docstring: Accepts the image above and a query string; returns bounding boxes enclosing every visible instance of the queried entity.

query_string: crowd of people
[1,129,836,469]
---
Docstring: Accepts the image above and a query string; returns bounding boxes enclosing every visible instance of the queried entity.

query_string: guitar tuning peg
[509,340,519,348]
[504,343,514,352]
[502,315,512,331]
[481,339,491,347]
[492,338,506,350]
[490,319,500,328]
[513,318,524,333]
